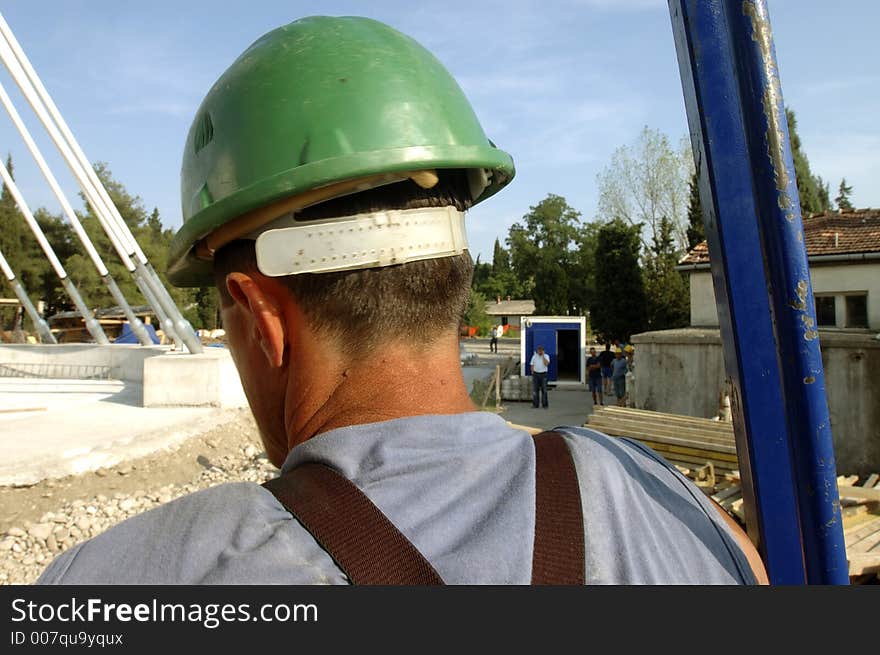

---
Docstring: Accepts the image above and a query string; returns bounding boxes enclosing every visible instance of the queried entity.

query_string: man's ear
[225,272,286,368]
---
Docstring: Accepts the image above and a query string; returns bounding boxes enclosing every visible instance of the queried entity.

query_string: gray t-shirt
[37,412,754,585]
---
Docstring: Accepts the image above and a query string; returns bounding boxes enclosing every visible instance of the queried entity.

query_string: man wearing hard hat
[38,17,765,584]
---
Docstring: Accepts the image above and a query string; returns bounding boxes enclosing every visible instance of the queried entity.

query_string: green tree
[76,163,205,326]
[193,286,221,330]
[471,253,492,293]
[507,194,582,315]
[786,108,831,215]
[147,207,163,238]
[475,238,521,301]
[567,221,600,319]
[591,219,646,341]
[0,156,55,329]
[835,178,854,212]
[686,171,705,251]
[643,216,689,331]
[462,289,491,335]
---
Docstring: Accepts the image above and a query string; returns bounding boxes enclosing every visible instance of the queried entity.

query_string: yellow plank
[838,485,880,502]
[589,410,736,436]
[849,529,880,554]
[847,553,880,576]
[589,425,738,456]
[634,440,739,464]
[844,517,880,545]
[595,406,736,431]
[643,452,738,472]
[586,418,737,448]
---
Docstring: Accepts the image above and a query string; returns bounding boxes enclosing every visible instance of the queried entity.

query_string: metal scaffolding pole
[0,79,154,346]
[0,29,183,351]
[0,15,202,354]
[0,160,108,344]
[669,0,848,584]
[0,247,56,344]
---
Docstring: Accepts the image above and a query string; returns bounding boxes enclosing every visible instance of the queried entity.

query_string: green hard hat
[168,15,515,287]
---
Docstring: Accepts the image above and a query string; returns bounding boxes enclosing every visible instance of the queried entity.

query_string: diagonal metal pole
[0,80,154,346]
[0,27,184,351]
[0,160,108,344]
[0,247,56,344]
[669,0,847,584]
[0,14,202,354]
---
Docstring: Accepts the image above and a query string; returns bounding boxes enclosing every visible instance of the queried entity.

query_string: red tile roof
[679,208,880,265]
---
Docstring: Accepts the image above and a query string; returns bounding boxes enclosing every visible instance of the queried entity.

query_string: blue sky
[0,0,876,265]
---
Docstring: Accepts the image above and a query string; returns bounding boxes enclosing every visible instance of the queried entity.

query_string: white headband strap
[254,206,468,276]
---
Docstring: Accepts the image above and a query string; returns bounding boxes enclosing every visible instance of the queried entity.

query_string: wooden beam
[847,553,880,576]
[595,406,735,431]
[849,529,880,554]
[838,485,880,502]
[585,425,738,456]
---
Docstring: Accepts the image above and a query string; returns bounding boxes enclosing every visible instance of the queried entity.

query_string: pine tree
[644,216,689,331]
[786,108,831,215]
[148,207,163,237]
[591,219,647,341]
[835,179,854,212]
[686,171,705,251]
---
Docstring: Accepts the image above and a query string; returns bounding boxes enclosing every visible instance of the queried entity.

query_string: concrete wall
[0,344,167,382]
[0,344,248,409]
[143,349,248,408]
[689,271,719,327]
[631,328,880,475]
[689,260,880,329]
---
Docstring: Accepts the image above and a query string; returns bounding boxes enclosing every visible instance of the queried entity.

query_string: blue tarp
[113,322,160,344]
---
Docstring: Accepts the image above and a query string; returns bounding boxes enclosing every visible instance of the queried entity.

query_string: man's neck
[283,334,476,449]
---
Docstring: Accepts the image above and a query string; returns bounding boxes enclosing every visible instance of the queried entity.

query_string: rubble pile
[0,444,277,585]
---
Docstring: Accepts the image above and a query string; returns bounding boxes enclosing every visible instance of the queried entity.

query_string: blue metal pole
[668,0,848,584]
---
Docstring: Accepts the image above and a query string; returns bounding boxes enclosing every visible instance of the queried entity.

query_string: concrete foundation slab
[0,377,240,486]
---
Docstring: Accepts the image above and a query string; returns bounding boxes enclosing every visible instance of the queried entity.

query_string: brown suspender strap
[262,430,585,585]
[531,431,586,585]
[262,462,445,585]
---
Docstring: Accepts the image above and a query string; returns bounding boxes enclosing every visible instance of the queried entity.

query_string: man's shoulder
[552,425,756,584]
[37,481,344,585]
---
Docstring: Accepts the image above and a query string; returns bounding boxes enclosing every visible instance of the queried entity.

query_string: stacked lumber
[583,407,880,580]
[711,474,880,580]
[584,406,738,473]
[840,475,880,579]
[845,516,880,577]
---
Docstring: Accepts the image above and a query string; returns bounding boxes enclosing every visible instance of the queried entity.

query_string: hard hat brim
[168,144,514,287]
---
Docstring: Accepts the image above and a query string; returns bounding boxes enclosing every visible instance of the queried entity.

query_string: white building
[677,209,880,332]
[485,297,535,330]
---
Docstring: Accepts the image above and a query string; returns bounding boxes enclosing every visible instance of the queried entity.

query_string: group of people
[587,342,632,407]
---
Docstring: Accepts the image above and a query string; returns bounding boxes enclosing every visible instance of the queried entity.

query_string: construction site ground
[1,336,874,583]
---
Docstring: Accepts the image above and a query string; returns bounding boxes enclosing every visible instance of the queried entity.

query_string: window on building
[814,296,836,327]
[845,294,868,328]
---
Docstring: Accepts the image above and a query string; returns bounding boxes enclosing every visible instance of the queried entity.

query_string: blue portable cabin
[520,316,586,385]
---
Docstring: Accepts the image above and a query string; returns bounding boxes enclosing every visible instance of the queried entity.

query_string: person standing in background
[598,342,615,396]
[489,325,498,353]
[530,345,550,409]
[586,346,603,407]
[611,348,629,407]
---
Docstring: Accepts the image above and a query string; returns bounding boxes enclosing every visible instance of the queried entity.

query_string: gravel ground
[0,408,274,585]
